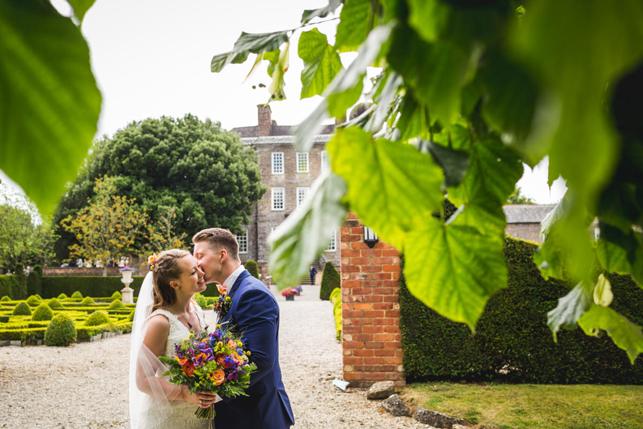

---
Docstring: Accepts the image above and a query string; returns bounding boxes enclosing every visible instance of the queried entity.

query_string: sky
[0,0,566,206]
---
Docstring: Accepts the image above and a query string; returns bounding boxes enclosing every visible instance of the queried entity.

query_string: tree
[146,206,188,253]
[213,1,643,362]
[4,1,643,361]
[61,176,148,275]
[53,115,265,260]
[506,188,535,205]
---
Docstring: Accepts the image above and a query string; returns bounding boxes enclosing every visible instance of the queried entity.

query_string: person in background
[309,265,317,285]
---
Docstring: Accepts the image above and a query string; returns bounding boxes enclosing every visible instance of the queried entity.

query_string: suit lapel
[221,269,250,324]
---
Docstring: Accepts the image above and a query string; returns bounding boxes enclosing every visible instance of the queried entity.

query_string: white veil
[129,272,182,429]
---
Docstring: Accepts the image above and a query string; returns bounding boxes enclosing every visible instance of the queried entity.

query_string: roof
[503,204,557,224]
[232,123,336,138]
[240,135,333,145]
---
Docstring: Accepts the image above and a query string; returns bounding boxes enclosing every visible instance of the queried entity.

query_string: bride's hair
[152,249,191,311]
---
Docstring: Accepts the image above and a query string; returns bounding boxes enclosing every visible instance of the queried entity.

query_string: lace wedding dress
[142,304,211,429]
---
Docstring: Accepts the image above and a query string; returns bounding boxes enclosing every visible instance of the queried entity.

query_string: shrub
[27,265,42,297]
[26,295,41,306]
[0,316,10,323]
[128,310,135,322]
[13,264,27,300]
[44,314,77,346]
[81,296,95,306]
[330,288,342,341]
[109,299,126,310]
[35,294,42,300]
[111,291,122,301]
[194,293,207,309]
[245,260,259,279]
[85,310,112,327]
[57,293,68,299]
[399,237,643,384]
[71,291,83,299]
[47,298,64,309]
[320,261,340,301]
[1,295,11,302]
[12,302,32,316]
[32,303,54,321]
[0,276,15,299]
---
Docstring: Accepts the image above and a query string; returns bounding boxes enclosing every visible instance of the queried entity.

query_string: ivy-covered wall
[399,237,643,384]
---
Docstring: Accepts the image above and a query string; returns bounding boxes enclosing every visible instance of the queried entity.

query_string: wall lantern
[363,226,379,248]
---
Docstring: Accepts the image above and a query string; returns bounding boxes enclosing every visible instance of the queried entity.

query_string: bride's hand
[180,386,218,408]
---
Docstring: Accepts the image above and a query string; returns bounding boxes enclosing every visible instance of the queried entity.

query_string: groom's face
[193,241,223,285]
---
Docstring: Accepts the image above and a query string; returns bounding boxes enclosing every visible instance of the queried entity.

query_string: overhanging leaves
[404,204,508,329]
[0,1,101,216]
[298,29,343,99]
[269,172,348,288]
[334,0,372,52]
[301,0,343,24]
[67,0,96,23]
[211,30,289,73]
[546,281,593,341]
[328,127,445,249]
[578,304,643,364]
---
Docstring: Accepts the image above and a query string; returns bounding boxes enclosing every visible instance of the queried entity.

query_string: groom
[192,228,294,429]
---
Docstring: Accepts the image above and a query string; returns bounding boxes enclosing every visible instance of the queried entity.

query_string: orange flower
[216,283,227,294]
[227,340,236,349]
[216,356,226,366]
[175,356,188,366]
[211,369,225,385]
[183,362,195,377]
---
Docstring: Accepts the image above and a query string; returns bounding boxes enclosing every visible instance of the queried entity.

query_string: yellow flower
[189,334,194,339]
[217,341,223,348]
[237,341,243,347]
[246,351,251,356]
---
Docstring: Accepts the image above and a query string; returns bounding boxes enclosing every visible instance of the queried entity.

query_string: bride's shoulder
[147,310,172,329]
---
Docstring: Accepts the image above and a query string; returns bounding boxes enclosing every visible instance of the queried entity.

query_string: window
[296,187,310,208]
[272,152,284,174]
[271,188,285,211]
[296,152,309,173]
[237,230,248,254]
[321,150,329,173]
[326,229,337,252]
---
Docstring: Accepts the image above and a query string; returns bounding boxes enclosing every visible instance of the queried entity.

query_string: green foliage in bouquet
[26,295,42,306]
[45,314,77,346]
[320,261,340,301]
[31,303,54,321]
[47,298,64,309]
[84,310,111,327]
[80,296,95,306]
[245,260,259,279]
[12,302,31,316]
[111,291,122,301]
[71,291,83,299]
[109,299,126,310]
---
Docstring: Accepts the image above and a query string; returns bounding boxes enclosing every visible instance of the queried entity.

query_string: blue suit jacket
[215,269,294,429]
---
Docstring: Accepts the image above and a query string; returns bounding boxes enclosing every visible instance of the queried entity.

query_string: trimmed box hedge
[41,276,146,299]
[399,236,643,384]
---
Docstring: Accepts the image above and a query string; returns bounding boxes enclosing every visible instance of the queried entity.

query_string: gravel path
[0,285,426,428]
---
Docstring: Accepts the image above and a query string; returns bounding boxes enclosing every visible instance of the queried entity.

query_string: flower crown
[147,253,158,272]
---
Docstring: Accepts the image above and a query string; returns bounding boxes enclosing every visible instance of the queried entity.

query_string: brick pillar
[340,213,404,388]
[257,104,272,137]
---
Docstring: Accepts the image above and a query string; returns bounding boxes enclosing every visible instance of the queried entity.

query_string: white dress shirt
[221,265,246,292]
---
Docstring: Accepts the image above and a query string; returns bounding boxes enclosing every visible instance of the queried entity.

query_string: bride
[129,249,219,429]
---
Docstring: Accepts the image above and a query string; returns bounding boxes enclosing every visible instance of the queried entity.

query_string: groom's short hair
[192,228,240,261]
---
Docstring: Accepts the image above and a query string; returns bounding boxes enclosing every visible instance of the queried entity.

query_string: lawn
[401,382,643,429]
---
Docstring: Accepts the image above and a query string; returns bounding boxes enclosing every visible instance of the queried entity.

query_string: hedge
[320,262,340,301]
[41,276,146,299]
[27,265,42,297]
[330,288,342,341]
[245,260,259,279]
[399,236,643,384]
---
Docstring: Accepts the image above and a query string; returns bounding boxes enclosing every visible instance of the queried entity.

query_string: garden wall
[399,237,643,384]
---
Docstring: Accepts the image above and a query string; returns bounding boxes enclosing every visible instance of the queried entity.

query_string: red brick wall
[340,213,405,388]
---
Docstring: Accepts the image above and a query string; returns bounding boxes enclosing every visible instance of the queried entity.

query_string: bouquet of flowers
[158,325,258,420]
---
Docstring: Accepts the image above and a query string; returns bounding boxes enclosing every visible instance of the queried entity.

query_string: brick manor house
[231,105,340,283]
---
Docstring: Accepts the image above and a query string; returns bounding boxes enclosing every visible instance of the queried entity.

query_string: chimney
[257,104,272,137]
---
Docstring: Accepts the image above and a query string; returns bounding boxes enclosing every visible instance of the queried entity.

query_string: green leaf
[578,305,643,364]
[334,0,371,52]
[67,0,96,23]
[405,204,508,329]
[593,274,613,307]
[479,49,539,148]
[388,23,469,126]
[211,30,288,73]
[298,29,343,99]
[269,172,348,288]
[512,0,643,207]
[417,140,469,188]
[294,23,393,152]
[301,0,343,24]
[397,91,430,140]
[0,1,101,216]
[268,42,289,101]
[364,72,403,134]
[328,127,445,249]
[546,281,593,341]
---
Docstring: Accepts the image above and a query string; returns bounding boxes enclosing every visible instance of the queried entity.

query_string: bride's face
[174,255,206,296]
